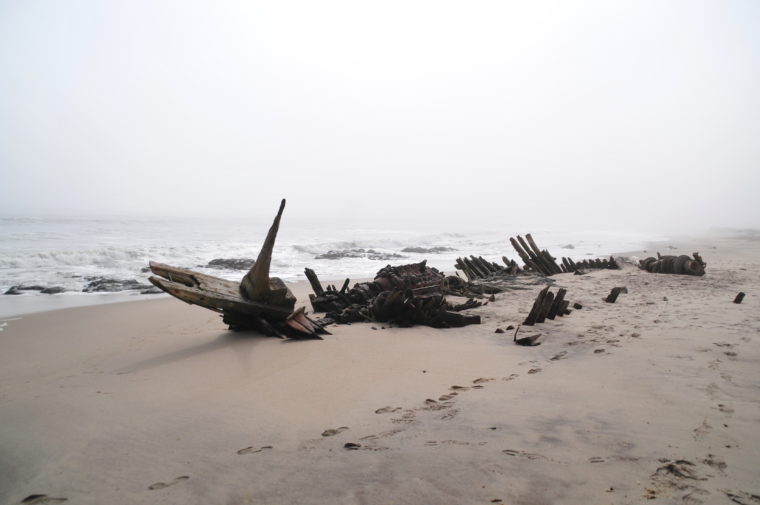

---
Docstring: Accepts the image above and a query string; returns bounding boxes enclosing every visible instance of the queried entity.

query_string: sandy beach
[1,234,758,505]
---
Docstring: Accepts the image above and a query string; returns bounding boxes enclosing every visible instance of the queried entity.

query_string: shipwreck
[148,200,327,338]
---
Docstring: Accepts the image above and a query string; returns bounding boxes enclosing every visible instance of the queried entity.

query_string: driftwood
[639,252,706,276]
[148,200,327,339]
[306,261,481,328]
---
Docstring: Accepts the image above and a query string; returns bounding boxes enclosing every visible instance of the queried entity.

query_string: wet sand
[1,234,759,505]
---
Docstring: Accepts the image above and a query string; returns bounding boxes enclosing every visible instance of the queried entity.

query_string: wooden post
[547,288,567,320]
[605,287,627,303]
[523,286,549,325]
[304,268,325,297]
[535,291,555,323]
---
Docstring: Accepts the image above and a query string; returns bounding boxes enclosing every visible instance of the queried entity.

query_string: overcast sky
[1,0,758,232]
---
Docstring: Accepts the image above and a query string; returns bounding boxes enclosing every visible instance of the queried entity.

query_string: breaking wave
[0,217,659,299]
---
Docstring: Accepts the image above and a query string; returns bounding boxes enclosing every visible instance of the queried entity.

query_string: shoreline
[1,233,758,504]
[0,233,676,320]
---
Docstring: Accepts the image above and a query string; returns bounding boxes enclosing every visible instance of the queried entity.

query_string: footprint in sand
[720,489,760,504]
[427,440,486,447]
[718,404,734,416]
[440,408,459,420]
[450,385,470,391]
[391,410,417,424]
[652,459,706,482]
[321,427,349,437]
[713,342,734,348]
[702,454,727,472]
[237,445,273,455]
[360,429,402,441]
[693,419,713,440]
[588,456,606,463]
[502,449,545,460]
[550,351,567,361]
[472,384,485,389]
[148,475,190,490]
[501,374,519,381]
[20,496,68,504]
[439,393,457,401]
[527,368,542,374]
[374,406,402,414]
[724,351,738,360]
[473,377,494,384]
[423,399,453,411]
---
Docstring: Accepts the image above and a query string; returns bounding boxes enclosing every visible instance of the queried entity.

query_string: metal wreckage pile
[147,200,707,339]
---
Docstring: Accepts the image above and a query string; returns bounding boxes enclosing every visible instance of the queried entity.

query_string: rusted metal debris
[305,262,482,328]
[639,252,706,276]
[523,287,572,326]
[148,200,328,339]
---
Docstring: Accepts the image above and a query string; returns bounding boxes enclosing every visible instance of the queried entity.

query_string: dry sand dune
[1,234,759,505]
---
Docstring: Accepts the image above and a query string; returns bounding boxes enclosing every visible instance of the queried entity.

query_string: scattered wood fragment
[513,325,541,346]
[733,292,745,304]
[639,252,706,276]
[148,200,327,339]
[605,287,628,303]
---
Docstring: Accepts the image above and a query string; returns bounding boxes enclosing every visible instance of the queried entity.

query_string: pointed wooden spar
[240,199,287,302]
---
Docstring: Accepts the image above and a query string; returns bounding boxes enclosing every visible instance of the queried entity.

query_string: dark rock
[573,302,583,310]
[401,246,455,254]
[83,277,153,293]
[494,328,505,334]
[206,258,255,270]
[41,286,66,294]
[506,325,515,330]
[316,249,406,261]
[140,266,151,273]
[5,285,47,295]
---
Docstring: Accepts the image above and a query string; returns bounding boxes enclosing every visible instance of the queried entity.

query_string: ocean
[0,216,662,317]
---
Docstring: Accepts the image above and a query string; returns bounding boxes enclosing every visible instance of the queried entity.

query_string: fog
[1,0,758,233]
